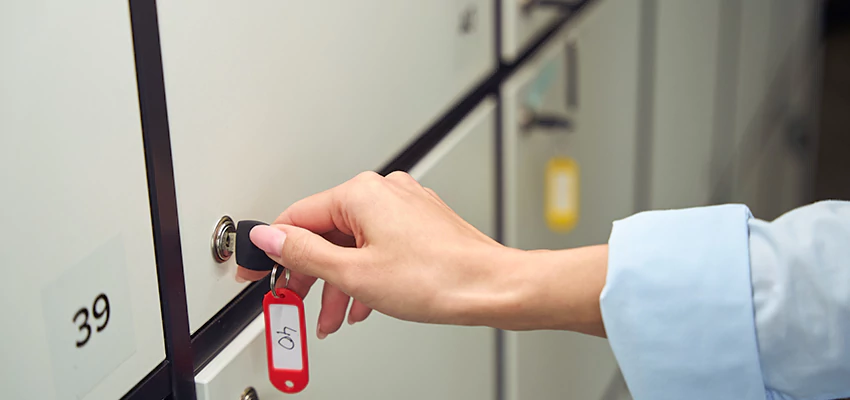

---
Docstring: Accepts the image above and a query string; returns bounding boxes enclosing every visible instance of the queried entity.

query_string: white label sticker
[268,303,303,370]
[40,236,136,399]
[554,172,572,211]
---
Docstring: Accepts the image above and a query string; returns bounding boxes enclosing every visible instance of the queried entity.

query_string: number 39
[73,293,110,348]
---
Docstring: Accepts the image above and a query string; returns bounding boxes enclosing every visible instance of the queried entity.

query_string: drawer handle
[520,107,573,133]
[459,4,478,34]
[520,0,583,14]
[565,41,578,109]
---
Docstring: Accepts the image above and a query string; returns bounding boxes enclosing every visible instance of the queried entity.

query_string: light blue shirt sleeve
[599,200,850,400]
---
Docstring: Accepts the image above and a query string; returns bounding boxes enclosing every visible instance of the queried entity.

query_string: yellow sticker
[545,157,579,232]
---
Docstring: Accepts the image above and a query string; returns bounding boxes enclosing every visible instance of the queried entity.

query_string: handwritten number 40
[277,327,297,350]
[73,293,110,348]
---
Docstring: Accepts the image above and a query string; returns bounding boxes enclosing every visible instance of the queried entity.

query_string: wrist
[480,245,609,336]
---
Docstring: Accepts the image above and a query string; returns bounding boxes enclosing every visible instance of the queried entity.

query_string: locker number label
[73,293,111,348]
[41,236,136,398]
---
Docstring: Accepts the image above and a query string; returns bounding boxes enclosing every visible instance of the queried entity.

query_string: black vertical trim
[494,92,506,400]
[494,5,505,399]
[494,1,504,243]
[805,0,827,204]
[565,41,578,109]
[708,0,742,205]
[128,1,196,399]
[633,0,657,212]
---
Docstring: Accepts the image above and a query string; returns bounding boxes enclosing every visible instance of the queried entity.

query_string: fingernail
[347,316,355,326]
[317,324,327,340]
[235,275,247,283]
[250,225,286,258]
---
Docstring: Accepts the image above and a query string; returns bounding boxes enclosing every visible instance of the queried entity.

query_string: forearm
[475,245,608,336]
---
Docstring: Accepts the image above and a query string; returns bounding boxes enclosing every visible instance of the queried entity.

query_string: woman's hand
[236,171,608,338]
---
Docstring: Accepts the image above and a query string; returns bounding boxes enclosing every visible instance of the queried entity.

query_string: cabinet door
[155,0,496,334]
[501,0,638,398]
[410,99,498,239]
[195,99,498,400]
[648,1,725,209]
[0,2,165,399]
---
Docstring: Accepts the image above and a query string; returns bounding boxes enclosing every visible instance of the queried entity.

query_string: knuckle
[348,171,384,196]
[385,170,408,180]
[346,172,385,201]
[353,170,380,183]
[386,171,418,187]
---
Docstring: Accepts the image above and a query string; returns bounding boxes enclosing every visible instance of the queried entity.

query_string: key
[235,220,278,272]
[211,216,277,271]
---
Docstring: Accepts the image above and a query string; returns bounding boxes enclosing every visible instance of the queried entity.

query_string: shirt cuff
[600,204,766,400]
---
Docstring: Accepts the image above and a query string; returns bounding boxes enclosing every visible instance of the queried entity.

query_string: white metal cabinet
[0,2,165,399]
[501,0,638,398]
[647,0,725,210]
[729,0,819,219]
[195,99,498,400]
[155,0,497,333]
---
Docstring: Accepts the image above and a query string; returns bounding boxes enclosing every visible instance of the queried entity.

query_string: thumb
[250,224,353,284]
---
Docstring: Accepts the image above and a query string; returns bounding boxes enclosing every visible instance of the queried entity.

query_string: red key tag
[263,267,309,393]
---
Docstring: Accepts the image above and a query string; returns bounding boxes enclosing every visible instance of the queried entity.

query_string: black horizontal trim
[191,280,267,373]
[121,361,171,400]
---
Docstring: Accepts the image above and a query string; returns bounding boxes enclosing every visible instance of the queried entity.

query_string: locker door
[0,2,165,399]
[648,1,725,209]
[154,0,497,333]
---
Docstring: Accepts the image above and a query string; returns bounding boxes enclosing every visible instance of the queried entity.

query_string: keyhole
[211,215,236,262]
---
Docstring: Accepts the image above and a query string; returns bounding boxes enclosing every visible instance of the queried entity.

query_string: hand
[237,171,608,338]
[237,171,510,335]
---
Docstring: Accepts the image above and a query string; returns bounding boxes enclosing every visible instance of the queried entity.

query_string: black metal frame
[633,0,657,213]
[126,0,196,399]
[121,0,592,398]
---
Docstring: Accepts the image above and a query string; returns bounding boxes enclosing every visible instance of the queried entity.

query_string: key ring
[269,264,290,298]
